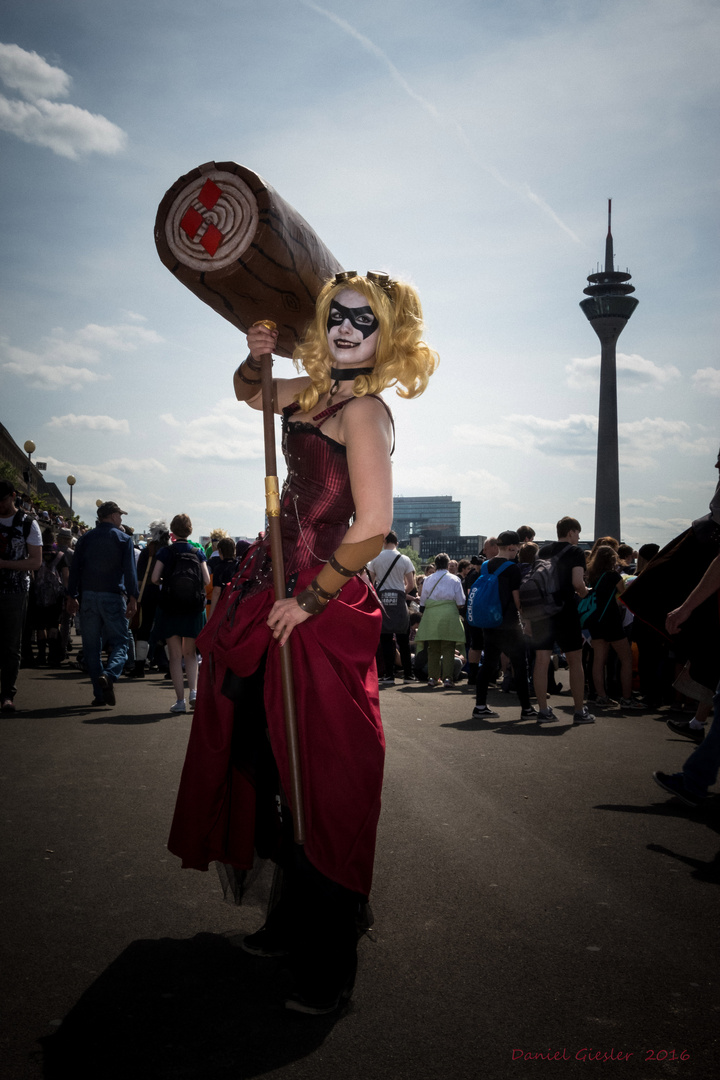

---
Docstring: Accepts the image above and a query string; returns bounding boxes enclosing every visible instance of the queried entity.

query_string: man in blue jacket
[66,501,138,706]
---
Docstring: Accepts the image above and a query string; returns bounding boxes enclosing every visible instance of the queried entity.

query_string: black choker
[328,366,373,400]
[330,366,373,381]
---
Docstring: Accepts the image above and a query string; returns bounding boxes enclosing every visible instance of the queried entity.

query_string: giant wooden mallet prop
[155,161,343,844]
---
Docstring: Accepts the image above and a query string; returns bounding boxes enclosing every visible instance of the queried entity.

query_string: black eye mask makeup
[327,301,379,339]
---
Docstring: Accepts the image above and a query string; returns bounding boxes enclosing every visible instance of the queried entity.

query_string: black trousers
[265,835,362,998]
[380,631,412,678]
[476,626,531,710]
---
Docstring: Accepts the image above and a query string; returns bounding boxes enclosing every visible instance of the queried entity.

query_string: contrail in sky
[299,0,583,246]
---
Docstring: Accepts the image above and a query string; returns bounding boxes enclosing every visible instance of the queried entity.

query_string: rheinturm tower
[580,201,638,541]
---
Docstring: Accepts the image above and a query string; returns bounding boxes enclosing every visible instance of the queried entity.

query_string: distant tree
[398,544,421,572]
[0,458,19,486]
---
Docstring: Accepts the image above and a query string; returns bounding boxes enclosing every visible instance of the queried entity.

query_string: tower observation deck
[580,200,638,541]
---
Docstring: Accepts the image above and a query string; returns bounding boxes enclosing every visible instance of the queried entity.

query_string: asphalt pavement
[1,645,718,1080]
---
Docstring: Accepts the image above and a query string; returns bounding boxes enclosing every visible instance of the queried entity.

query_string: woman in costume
[168,271,437,1014]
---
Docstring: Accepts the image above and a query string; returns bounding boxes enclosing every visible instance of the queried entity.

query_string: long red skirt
[167,561,385,897]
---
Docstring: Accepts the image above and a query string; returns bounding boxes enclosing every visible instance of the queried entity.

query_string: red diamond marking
[201,224,223,257]
[180,207,203,239]
[198,179,222,210]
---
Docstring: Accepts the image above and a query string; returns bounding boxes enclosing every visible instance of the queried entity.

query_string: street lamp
[23,440,35,489]
[67,475,76,511]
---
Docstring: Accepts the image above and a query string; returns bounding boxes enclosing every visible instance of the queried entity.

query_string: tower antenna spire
[605,198,614,273]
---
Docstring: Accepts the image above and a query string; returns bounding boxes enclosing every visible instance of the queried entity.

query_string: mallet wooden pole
[259,343,306,845]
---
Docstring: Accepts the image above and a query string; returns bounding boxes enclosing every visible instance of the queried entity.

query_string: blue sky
[1,0,717,545]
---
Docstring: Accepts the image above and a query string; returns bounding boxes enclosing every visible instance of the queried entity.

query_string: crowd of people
[2,468,718,777]
[372,504,717,745]
[0,481,255,713]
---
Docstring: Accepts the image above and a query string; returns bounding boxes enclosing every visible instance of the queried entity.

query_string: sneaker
[472,705,499,719]
[443,678,453,688]
[98,675,116,706]
[91,697,107,707]
[379,676,395,685]
[619,697,644,711]
[170,699,187,714]
[427,678,437,688]
[536,707,557,724]
[666,718,705,744]
[240,926,289,958]
[1,698,16,713]
[595,696,618,708]
[573,707,595,725]
[520,707,538,720]
[403,674,417,683]
[652,771,702,809]
[189,690,197,709]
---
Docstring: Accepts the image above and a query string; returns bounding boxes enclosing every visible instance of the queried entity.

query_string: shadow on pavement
[440,716,572,736]
[81,712,165,726]
[41,932,342,1080]
[595,798,720,884]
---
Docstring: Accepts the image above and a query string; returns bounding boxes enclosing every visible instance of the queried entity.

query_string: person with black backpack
[0,480,43,712]
[525,516,595,726]
[151,513,210,714]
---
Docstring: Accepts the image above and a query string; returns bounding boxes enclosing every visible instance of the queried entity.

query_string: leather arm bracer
[296,534,384,615]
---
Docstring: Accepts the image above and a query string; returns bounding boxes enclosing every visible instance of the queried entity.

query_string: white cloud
[1,322,162,390]
[622,495,682,508]
[0,42,70,100]
[692,366,720,396]
[46,414,130,434]
[161,399,266,461]
[623,515,692,534]
[76,323,162,352]
[565,353,681,392]
[0,41,127,158]
[452,424,522,451]
[453,413,712,472]
[508,414,599,458]
[618,418,712,467]
[103,457,168,475]
[393,463,510,502]
[42,456,131,492]
[2,358,109,391]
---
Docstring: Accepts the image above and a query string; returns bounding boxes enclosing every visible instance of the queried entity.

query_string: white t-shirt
[420,569,465,606]
[0,513,43,548]
[0,512,42,593]
[369,549,415,591]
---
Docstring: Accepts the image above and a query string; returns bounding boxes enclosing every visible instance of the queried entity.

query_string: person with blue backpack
[467,530,536,721]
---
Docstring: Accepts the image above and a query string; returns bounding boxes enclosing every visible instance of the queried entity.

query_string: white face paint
[326,288,379,367]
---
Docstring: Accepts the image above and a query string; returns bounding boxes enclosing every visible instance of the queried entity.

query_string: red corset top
[279,399,356,576]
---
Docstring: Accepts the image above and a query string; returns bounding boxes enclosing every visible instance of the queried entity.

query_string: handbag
[376,554,410,635]
[577,573,618,631]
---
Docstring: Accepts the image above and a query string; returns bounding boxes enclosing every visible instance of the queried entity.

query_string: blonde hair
[293,273,438,413]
